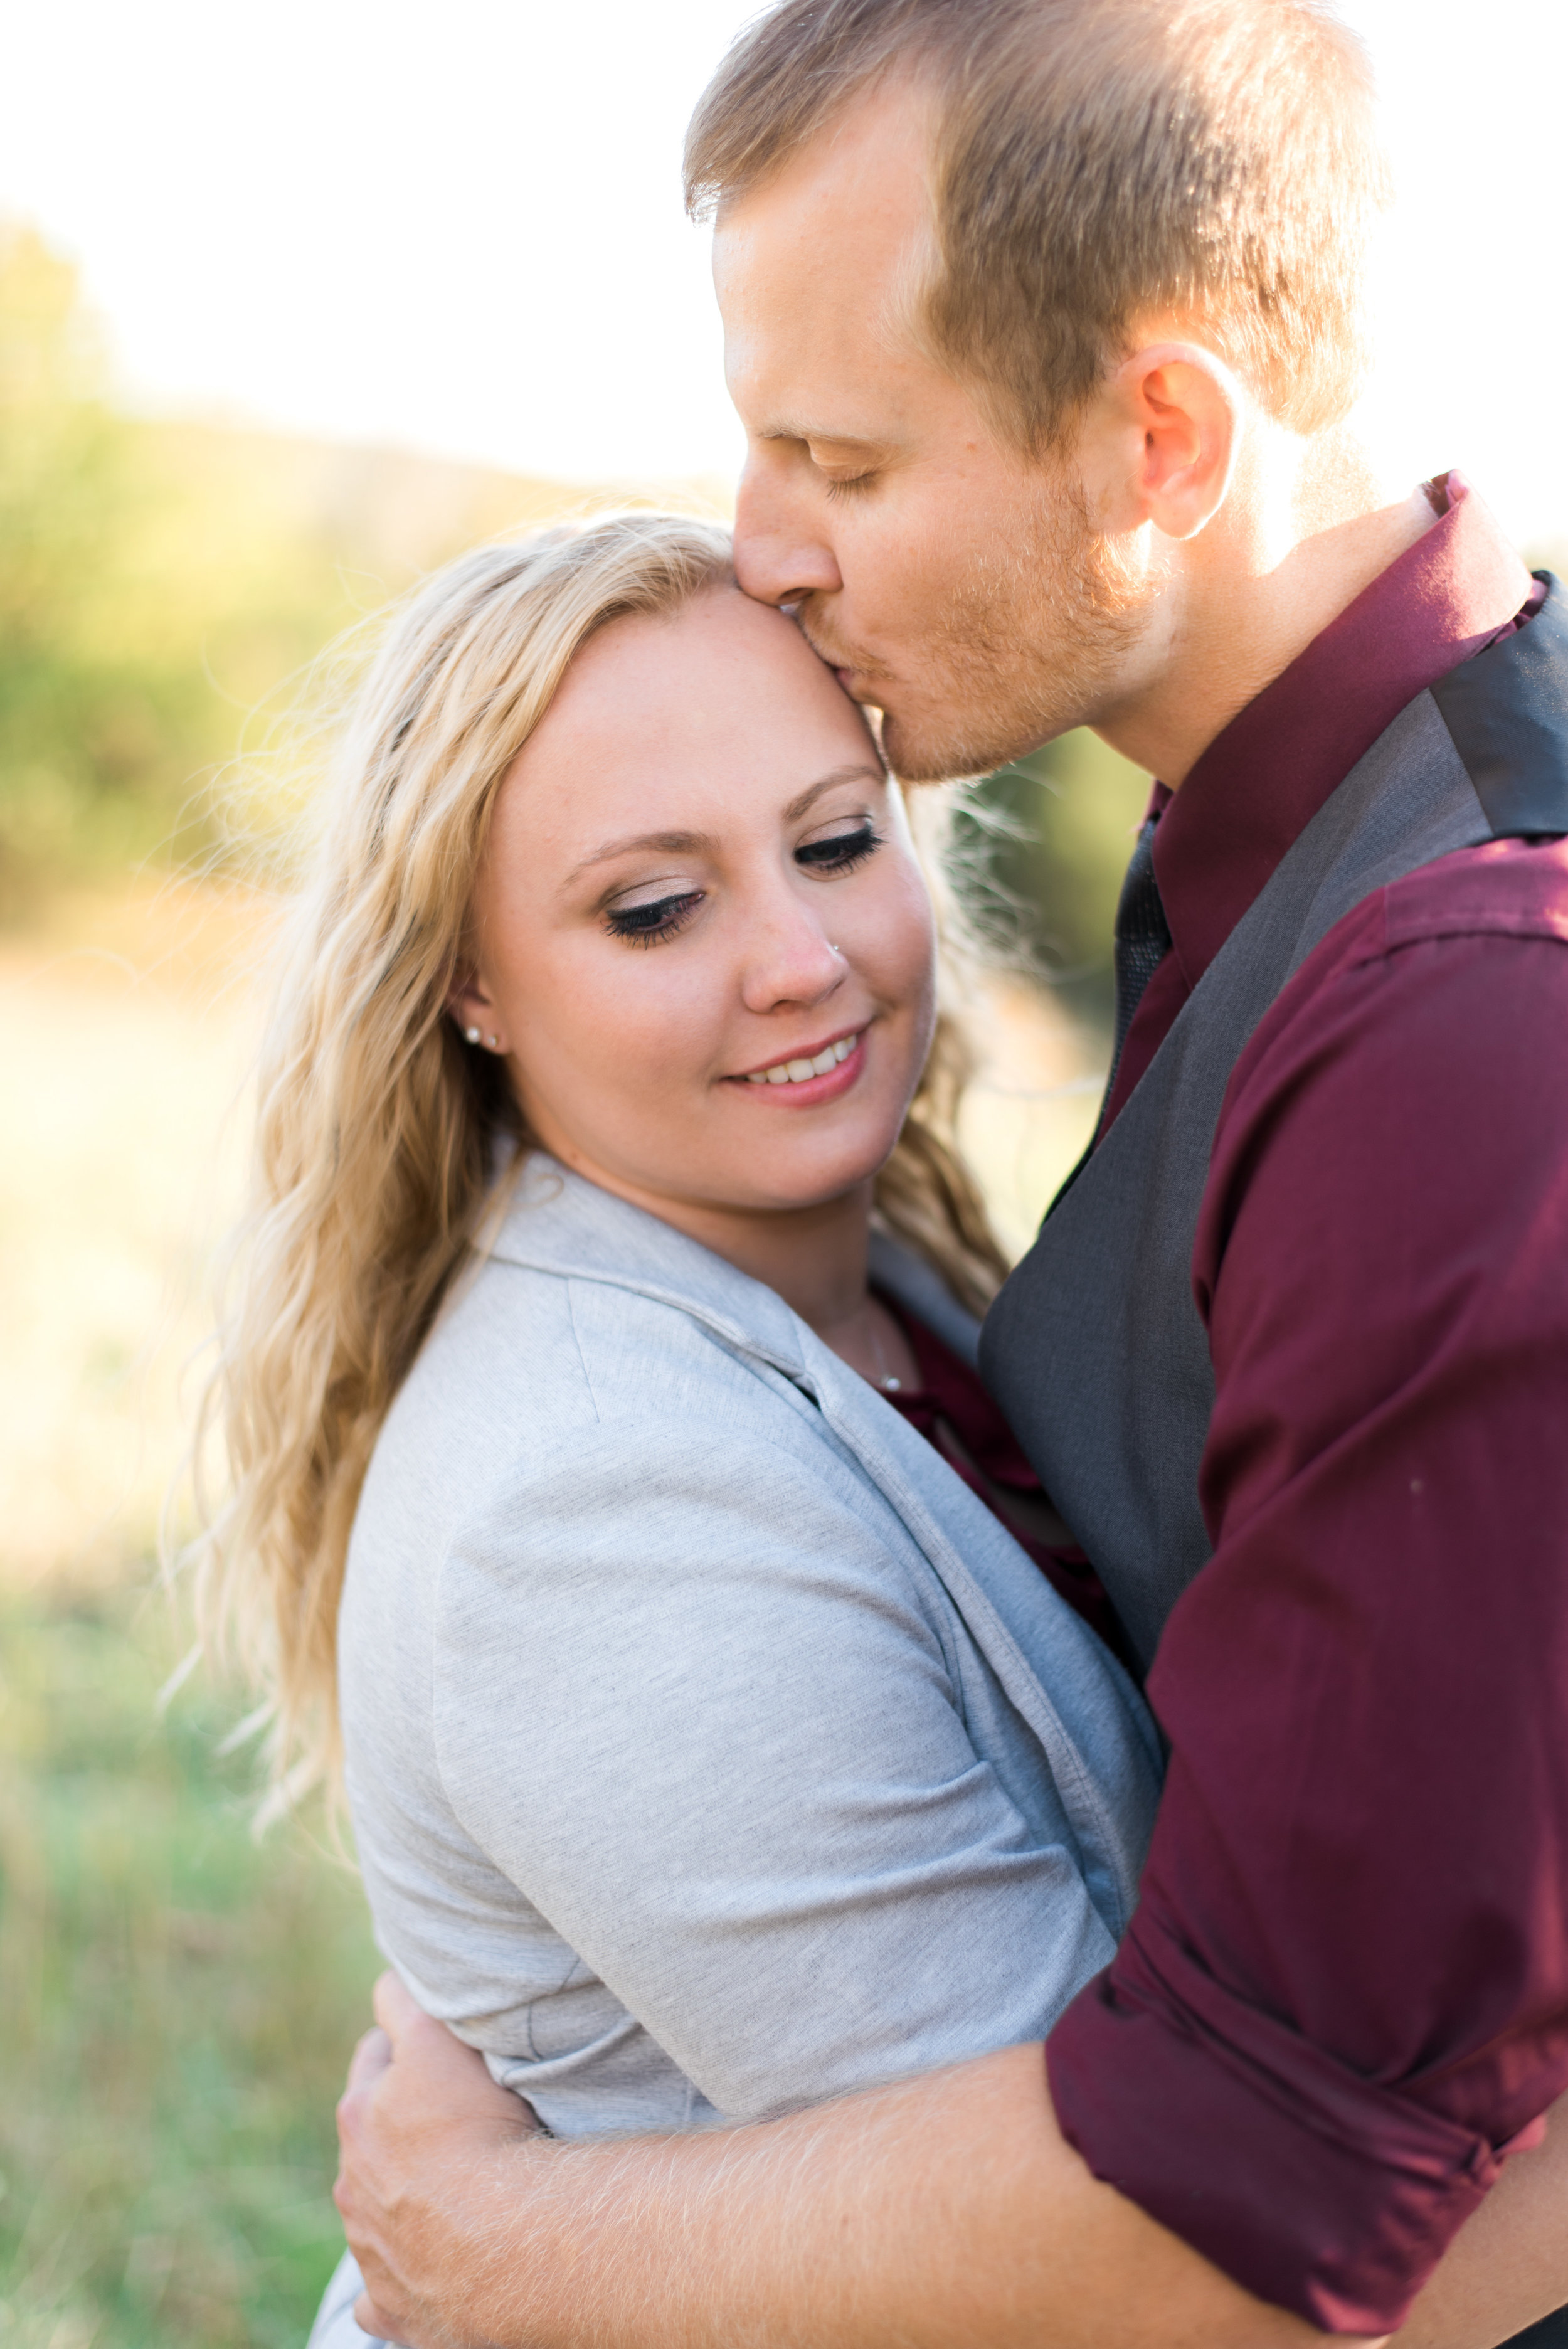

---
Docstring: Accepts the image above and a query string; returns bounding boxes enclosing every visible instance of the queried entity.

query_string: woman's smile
[731,1025,866,1103]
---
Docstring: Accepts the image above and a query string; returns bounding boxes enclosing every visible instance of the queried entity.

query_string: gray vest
[981,577,1568,1671]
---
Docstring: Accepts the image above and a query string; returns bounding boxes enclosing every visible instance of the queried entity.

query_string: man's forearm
[344,2031,1374,2349]
[340,1981,1568,2349]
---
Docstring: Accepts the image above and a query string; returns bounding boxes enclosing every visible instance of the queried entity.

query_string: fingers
[364,1973,525,2129]
[334,1977,554,2349]
[369,1973,483,2083]
[372,1968,426,2044]
[346,2025,393,2096]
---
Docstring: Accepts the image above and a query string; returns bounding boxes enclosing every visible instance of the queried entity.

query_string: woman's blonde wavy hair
[192,511,1007,1808]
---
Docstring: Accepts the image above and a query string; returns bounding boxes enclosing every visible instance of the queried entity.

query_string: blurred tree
[0,223,641,915]
[0,223,352,906]
[0,223,142,891]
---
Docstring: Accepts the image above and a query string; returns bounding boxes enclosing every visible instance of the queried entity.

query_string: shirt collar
[1148,472,1535,990]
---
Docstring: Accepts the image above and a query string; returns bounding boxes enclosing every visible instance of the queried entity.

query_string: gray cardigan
[339,1155,1161,2138]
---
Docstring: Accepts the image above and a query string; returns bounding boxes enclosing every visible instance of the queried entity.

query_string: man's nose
[733,457,842,610]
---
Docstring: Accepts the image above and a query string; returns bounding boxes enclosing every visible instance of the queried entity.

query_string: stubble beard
[807,477,1155,784]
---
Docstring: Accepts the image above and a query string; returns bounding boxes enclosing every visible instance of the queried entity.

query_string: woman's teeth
[744,1034,859,1086]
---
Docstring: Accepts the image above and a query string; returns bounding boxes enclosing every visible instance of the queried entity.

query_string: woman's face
[457,586,937,1224]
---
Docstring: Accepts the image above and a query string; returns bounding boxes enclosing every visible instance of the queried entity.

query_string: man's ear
[1099,340,1244,543]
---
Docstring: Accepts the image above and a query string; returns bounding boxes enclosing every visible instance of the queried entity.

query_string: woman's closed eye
[822,471,877,503]
[604,888,704,947]
[603,822,883,948]
[795,820,883,874]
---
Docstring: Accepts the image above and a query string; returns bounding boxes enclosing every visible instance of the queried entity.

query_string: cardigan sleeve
[431,1414,1115,2124]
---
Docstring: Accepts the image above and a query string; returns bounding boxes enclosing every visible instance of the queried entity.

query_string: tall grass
[0,884,378,2346]
[0,1584,377,2348]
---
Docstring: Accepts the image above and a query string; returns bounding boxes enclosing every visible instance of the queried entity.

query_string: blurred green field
[0,1588,377,2349]
[0,883,384,2348]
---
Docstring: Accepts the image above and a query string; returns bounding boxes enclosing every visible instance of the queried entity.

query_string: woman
[196,513,1160,2344]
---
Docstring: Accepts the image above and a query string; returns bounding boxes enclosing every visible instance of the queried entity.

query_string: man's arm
[335,1976,1568,2349]
[1049,891,1568,2330]
[335,1976,1378,2349]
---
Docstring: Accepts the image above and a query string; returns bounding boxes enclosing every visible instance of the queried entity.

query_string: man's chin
[879,703,1039,787]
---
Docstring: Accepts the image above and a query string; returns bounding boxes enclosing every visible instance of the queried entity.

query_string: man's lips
[792,616,889,698]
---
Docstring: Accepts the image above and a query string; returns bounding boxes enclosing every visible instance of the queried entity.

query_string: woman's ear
[446,965,507,1056]
[1088,339,1244,544]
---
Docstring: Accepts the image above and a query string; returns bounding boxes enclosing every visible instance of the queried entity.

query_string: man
[332,1,1568,2341]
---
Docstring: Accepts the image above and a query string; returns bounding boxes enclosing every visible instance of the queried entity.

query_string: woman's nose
[733,456,842,610]
[738,896,845,1014]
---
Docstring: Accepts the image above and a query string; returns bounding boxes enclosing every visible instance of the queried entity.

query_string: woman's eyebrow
[563,828,717,888]
[783,765,886,822]
[564,767,886,889]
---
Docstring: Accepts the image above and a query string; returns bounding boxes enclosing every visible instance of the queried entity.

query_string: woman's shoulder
[353,1163,840,1561]
[414,1162,805,1418]
[363,1253,775,1528]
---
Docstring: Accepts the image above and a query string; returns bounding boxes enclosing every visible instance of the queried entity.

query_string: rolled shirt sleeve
[1047,849,1568,2332]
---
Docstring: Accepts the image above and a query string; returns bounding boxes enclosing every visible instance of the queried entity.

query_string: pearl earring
[463,1025,480,1044]
[488,1034,501,1050]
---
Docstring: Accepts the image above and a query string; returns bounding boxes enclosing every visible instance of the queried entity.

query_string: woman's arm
[426,1416,1126,2121]
[336,1979,1568,2349]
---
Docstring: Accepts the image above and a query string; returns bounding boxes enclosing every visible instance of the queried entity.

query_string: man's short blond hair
[686,0,1390,447]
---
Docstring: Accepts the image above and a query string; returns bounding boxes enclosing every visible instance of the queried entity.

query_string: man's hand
[336,1972,539,2345]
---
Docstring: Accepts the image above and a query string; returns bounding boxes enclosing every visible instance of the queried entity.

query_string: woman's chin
[718,1153,895,1218]
[576,1101,910,1223]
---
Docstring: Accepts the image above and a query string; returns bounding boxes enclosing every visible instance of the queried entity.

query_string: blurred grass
[0,1584,378,2349]
[0,884,381,2348]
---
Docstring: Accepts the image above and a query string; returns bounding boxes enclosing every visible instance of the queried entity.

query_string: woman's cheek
[878,866,938,1018]
[585,952,719,1106]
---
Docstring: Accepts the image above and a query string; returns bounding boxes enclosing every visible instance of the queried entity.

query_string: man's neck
[1094,477,1439,789]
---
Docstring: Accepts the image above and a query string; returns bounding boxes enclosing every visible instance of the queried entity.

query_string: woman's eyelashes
[603,889,704,947]
[601,824,883,947]
[795,820,882,873]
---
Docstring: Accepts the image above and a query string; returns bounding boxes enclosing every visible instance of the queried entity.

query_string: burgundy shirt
[1044,477,1568,2331]
[874,1290,1134,1668]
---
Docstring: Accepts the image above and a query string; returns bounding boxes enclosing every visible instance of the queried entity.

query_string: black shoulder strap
[1429,573,1568,836]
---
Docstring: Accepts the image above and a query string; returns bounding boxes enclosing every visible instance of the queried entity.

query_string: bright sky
[5,0,1567,545]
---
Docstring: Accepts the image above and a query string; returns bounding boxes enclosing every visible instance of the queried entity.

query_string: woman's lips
[728,1029,866,1107]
